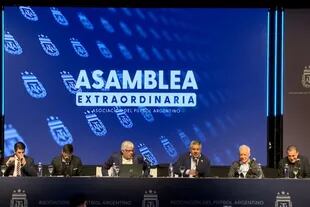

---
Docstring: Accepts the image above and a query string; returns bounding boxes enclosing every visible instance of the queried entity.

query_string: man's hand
[6,157,15,167]
[20,157,27,167]
[188,169,198,177]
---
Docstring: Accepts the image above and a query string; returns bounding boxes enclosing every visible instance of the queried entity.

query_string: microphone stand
[144,158,151,177]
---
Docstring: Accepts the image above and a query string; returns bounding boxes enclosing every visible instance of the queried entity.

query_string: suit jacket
[228,159,263,178]
[103,152,148,176]
[278,155,310,178]
[174,152,211,177]
[51,155,83,176]
[4,155,37,176]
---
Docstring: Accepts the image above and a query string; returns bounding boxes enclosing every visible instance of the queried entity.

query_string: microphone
[143,158,151,177]
[144,157,151,166]
[65,157,71,166]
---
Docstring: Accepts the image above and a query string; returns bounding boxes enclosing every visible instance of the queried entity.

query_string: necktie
[194,158,199,168]
[16,160,21,176]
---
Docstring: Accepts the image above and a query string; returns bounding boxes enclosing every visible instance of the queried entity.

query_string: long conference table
[0,177,309,207]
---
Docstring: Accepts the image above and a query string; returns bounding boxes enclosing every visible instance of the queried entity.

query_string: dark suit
[228,159,263,178]
[4,155,37,176]
[51,155,83,176]
[103,152,148,176]
[278,155,310,178]
[174,152,211,177]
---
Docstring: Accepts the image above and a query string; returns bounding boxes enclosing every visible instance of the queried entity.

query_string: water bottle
[284,163,289,178]
[111,162,116,177]
[168,163,174,177]
[257,163,263,179]
[37,162,43,177]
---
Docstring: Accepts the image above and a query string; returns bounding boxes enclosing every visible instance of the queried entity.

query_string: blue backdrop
[3,7,268,165]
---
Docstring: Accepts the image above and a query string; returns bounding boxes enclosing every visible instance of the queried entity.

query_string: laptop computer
[119,164,143,177]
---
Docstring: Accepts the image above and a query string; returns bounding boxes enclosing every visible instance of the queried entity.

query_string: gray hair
[121,140,134,151]
[239,144,251,154]
[190,140,202,148]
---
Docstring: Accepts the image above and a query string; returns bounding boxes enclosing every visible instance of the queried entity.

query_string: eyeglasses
[124,149,134,152]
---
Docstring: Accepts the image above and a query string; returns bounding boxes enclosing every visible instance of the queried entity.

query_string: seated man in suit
[278,145,310,178]
[103,140,148,176]
[174,140,211,177]
[51,144,83,176]
[228,144,263,178]
[4,141,36,176]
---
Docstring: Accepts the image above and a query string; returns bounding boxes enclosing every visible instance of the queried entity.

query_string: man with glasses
[51,144,83,176]
[4,141,36,176]
[103,140,148,176]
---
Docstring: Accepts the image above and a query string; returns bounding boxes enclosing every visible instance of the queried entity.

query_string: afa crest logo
[114,106,133,128]
[135,9,146,20]
[78,12,94,30]
[301,65,310,88]
[4,124,29,156]
[193,124,206,143]
[19,6,38,21]
[148,12,158,23]
[100,18,115,33]
[119,21,132,36]
[152,47,164,61]
[21,71,47,99]
[165,48,176,61]
[177,50,187,61]
[38,34,59,56]
[60,71,82,94]
[142,190,159,207]
[118,43,133,60]
[205,121,218,137]
[10,189,28,207]
[4,32,23,55]
[138,143,158,166]
[275,191,293,207]
[121,8,132,16]
[149,28,161,40]
[70,38,89,57]
[96,41,113,59]
[47,116,73,146]
[160,136,178,158]
[85,111,107,136]
[108,8,117,13]
[136,25,148,39]
[50,7,69,26]
[162,30,172,42]
[136,45,150,61]
[177,129,191,148]
[139,107,154,122]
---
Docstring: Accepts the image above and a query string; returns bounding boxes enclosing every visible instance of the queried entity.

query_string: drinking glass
[292,167,299,179]
[48,165,54,176]
[1,165,6,177]
[237,168,242,178]
[241,170,247,178]
[179,166,185,178]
